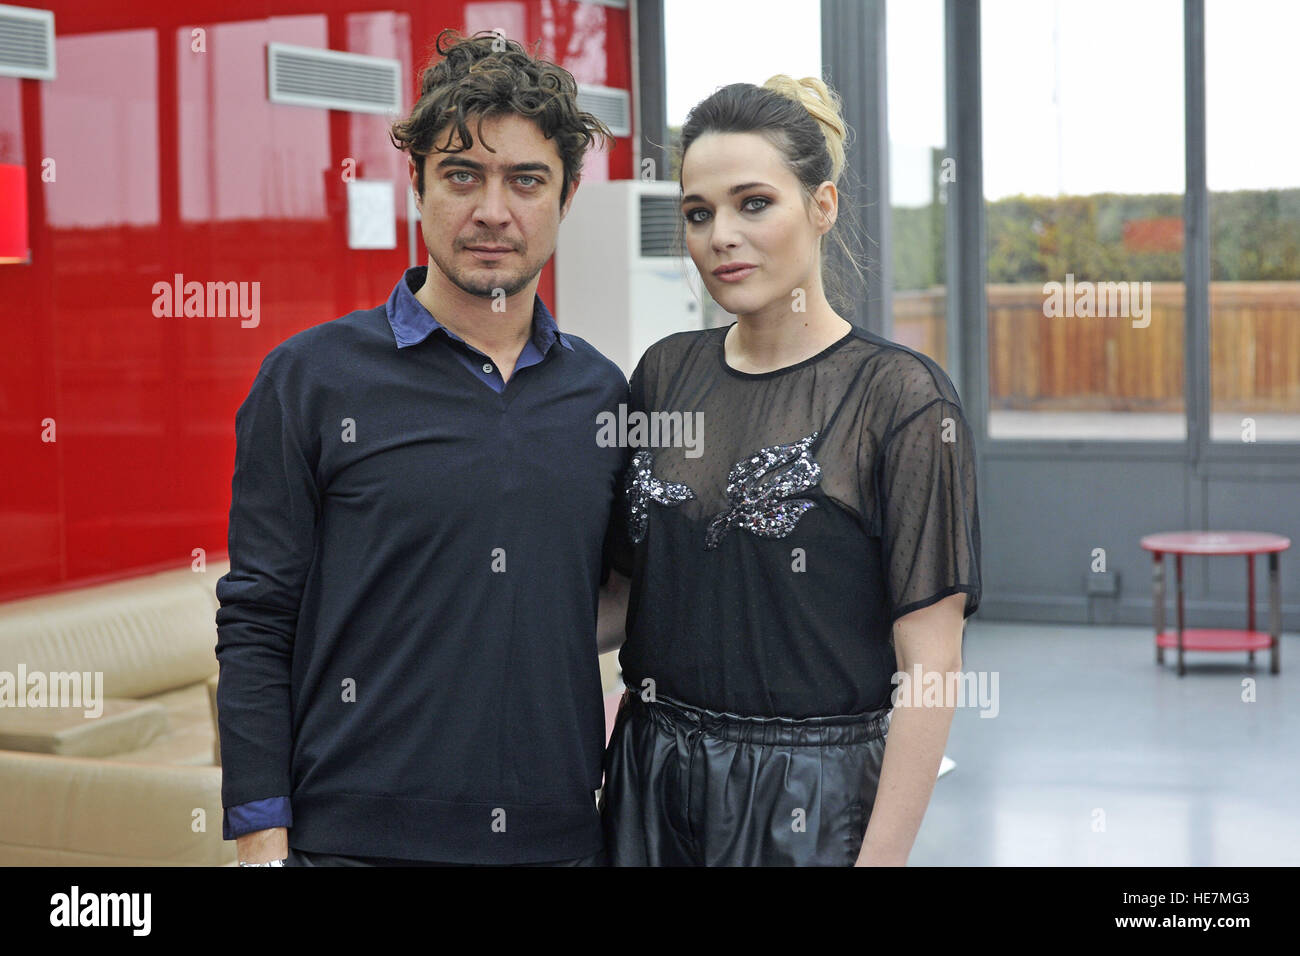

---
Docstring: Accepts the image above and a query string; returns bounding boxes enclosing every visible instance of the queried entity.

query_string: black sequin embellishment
[625,449,696,544]
[703,432,822,550]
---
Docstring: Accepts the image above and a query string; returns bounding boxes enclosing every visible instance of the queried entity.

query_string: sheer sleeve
[875,379,982,627]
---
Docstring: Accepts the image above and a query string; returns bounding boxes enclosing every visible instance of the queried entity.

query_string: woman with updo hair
[600,74,983,866]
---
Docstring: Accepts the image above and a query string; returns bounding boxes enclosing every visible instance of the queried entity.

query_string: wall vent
[639,193,680,258]
[267,42,401,115]
[577,83,631,138]
[0,4,55,80]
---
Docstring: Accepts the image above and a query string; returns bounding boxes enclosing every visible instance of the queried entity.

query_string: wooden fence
[893,282,1300,412]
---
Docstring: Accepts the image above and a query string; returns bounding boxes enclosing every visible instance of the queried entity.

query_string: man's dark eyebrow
[435,157,554,175]
[681,182,774,205]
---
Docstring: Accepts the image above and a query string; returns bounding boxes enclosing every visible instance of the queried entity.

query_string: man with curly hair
[215,29,631,867]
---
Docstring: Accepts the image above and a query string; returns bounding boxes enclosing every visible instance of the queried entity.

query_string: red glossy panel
[0,0,633,601]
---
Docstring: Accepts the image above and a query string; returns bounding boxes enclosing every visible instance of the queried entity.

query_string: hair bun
[761,74,847,182]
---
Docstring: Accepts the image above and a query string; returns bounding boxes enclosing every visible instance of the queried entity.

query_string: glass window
[1206,0,1300,444]
[981,0,1185,440]
[887,0,949,370]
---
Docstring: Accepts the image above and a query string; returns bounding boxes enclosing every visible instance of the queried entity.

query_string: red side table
[1139,531,1289,676]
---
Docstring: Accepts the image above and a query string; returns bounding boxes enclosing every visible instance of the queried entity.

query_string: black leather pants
[600,690,891,866]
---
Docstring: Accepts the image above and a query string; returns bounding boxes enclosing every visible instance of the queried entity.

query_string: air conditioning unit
[555,179,705,378]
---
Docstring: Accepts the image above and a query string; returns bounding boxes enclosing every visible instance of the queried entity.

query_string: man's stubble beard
[430,245,545,300]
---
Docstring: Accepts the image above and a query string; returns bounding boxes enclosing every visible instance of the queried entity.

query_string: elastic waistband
[623,690,890,746]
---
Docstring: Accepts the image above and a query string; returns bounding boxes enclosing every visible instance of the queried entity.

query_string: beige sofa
[0,559,625,866]
[0,560,235,865]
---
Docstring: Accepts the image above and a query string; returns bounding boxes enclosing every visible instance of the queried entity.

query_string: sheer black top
[610,323,982,718]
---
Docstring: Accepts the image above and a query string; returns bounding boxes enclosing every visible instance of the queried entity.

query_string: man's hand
[237,827,288,864]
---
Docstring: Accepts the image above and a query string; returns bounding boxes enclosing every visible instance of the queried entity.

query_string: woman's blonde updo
[760,74,848,185]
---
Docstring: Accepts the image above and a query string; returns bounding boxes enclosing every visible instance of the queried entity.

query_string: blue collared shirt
[221,266,576,843]
[386,266,574,389]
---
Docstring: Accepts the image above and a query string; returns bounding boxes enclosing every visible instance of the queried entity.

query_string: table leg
[1269,553,1281,675]
[1153,551,1165,666]
[1248,553,1256,667]
[1176,553,1186,677]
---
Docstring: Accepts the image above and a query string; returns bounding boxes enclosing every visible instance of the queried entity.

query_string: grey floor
[911,621,1300,866]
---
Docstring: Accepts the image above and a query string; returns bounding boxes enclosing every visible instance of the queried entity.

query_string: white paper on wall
[347,180,396,250]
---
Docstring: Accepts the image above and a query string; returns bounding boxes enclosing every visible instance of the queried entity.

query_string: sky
[663,0,1300,205]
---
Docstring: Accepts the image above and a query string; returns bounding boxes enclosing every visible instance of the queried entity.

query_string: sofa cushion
[0,562,228,699]
[104,682,216,767]
[0,698,167,757]
[0,751,235,866]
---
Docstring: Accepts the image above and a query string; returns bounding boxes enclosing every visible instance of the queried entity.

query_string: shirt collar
[385,266,573,354]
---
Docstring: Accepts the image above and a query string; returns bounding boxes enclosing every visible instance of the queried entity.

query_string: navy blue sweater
[214,281,629,863]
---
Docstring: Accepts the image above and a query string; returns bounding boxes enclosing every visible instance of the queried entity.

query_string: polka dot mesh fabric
[610,324,982,718]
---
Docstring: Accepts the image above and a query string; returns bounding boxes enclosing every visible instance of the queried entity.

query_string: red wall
[0,0,634,601]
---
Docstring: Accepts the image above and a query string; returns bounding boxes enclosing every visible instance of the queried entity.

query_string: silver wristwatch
[238,858,286,867]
